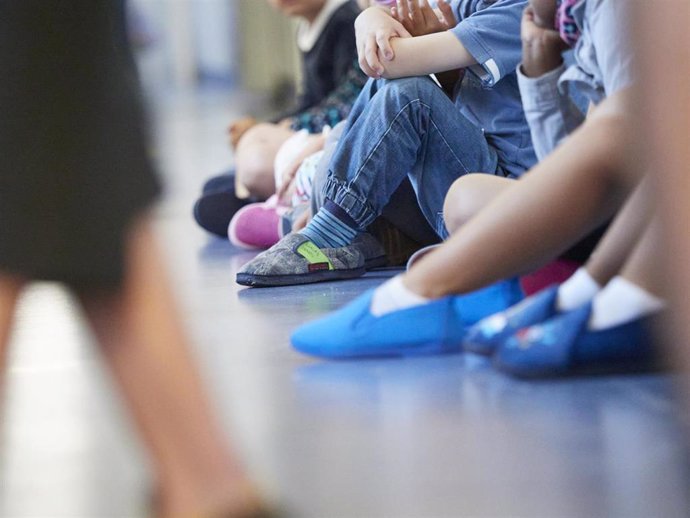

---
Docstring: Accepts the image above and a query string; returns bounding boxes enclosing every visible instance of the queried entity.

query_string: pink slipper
[228,196,288,250]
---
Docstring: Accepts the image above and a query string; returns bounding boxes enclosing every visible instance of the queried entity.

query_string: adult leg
[0,275,25,387]
[235,123,294,200]
[78,218,265,518]
[404,90,634,298]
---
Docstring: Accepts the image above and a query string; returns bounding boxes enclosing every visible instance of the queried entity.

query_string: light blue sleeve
[517,64,585,161]
[587,0,635,96]
[449,0,527,86]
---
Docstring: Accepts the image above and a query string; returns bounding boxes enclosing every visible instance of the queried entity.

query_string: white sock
[589,276,665,331]
[557,267,602,311]
[370,275,430,317]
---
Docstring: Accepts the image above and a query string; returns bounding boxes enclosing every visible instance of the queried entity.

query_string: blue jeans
[322,76,503,239]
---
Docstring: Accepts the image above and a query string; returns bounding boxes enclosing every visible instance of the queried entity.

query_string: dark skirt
[0,0,160,289]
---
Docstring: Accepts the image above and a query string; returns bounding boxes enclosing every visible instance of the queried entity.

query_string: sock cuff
[588,275,665,330]
[606,276,665,308]
[324,199,360,231]
[573,267,602,291]
[391,275,430,304]
[557,267,602,311]
[370,275,430,317]
[302,202,359,249]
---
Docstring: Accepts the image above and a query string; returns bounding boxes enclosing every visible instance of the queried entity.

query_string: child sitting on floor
[290,0,663,379]
[194,0,368,237]
[236,0,539,287]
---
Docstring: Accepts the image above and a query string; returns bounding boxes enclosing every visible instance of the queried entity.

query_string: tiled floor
[1,91,689,518]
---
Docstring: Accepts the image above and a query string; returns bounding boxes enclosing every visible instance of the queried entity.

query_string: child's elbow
[378,61,406,80]
[379,68,395,80]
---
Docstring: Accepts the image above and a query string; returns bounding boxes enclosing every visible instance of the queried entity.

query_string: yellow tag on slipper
[297,241,334,271]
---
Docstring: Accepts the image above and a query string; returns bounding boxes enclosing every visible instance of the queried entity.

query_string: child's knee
[235,123,293,199]
[443,178,476,234]
[381,76,438,103]
[235,156,275,199]
[235,144,276,200]
[443,174,512,234]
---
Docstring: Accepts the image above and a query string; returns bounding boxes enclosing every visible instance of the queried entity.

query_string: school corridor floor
[1,91,689,518]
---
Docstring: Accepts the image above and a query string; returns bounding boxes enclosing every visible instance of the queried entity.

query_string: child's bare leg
[617,220,661,295]
[587,221,665,332]
[584,179,654,285]
[443,175,514,235]
[405,91,633,298]
[0,275,24,386]
[77,218,263,518]
[235,123,294,200]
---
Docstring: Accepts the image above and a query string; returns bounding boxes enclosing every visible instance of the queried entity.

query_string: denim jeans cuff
[323,176,378,230]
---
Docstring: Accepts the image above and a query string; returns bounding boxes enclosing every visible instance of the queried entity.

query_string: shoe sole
[493,355,661,379]
[364,254,388,270]
[463,342,496,357]
[237,267,367,287]
[294,340,463,359]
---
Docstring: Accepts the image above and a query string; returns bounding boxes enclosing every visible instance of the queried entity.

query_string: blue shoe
[493,304,660,378]
[291,279,523,359]
[463,285,559,356]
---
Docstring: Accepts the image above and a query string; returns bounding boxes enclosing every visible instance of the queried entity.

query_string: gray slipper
[236,233,382,287]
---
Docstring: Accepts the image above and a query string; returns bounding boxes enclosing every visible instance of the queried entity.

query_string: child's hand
[520,6,568,78]
[227,117,258,149]
[392,0,457,37]
[355,6,412,78]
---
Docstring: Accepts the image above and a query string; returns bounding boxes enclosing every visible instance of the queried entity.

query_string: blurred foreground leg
[78,217,267,518]
[0,276,24,387]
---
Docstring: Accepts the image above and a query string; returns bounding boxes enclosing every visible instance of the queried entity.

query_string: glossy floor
[1,93,689,518]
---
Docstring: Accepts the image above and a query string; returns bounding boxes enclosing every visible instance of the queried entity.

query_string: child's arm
[354,6,412,78]
[387,0,466,91]
[359,0,528,85]
[516,5,583,161]
[355,2,475,79]
[379,32,475,79]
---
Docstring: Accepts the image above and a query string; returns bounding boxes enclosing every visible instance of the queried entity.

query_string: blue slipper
[291,278,523,359]
[463,285,559,356]
[493,304,660,378]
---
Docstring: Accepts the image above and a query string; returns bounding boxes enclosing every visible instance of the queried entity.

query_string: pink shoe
[228,197,286,250]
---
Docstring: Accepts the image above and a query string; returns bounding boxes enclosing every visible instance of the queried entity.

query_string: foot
[154,480,280,518]
[493,304,661,378]
[463,285,559,356]
[228,197,288,250]
[236,233,386,287]
[291,278,524,359]
[194,191,251,238]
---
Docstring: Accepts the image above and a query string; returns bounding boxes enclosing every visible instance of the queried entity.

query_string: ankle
[155,475,265,518]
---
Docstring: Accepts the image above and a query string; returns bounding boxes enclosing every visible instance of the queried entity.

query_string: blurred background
[131,0,300,101]
[129,0,302,216]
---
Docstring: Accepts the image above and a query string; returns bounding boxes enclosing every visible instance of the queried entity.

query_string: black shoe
[201,171,235,195]
[193,190,251,237]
